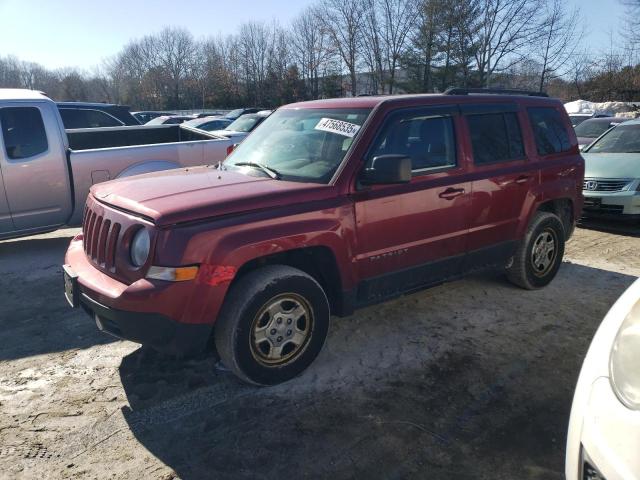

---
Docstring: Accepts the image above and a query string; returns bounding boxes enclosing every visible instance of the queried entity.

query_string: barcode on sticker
[315,118,361,137]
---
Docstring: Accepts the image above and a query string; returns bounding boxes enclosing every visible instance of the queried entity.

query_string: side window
[0,107,49,160]
[467,112,525,164]
[527,107,571,156]
[369,111,456,173]
[84,110,121,128]
[59,109,85,129]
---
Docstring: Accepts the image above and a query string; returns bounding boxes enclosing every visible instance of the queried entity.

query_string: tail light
[226,144,238,157]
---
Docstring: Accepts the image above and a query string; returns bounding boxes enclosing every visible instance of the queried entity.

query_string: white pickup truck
[0,89,233,240]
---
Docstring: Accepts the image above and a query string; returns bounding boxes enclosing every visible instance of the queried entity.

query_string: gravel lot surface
[1,220,638,480]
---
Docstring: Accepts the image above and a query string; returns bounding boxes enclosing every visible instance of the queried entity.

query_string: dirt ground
[1,220,639,480]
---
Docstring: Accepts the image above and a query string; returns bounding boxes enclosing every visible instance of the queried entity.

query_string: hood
[583,153,640,179]
[90,165,332,226]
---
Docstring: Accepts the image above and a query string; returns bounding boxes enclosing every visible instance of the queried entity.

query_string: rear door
[0,164,14,234]
[0,102,72,231]
[352,105,471,303]
[462,104,539,266]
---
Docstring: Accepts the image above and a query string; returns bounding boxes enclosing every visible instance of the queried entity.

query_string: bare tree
[291,6,332,99]
[620,0,640,44]
[469,0,544,87]
[362,0,384,94]
[155,27,196,108]
[377,0,419,93]
[317,0,366,96]
[238,22,275,105]
[535,0,582,92]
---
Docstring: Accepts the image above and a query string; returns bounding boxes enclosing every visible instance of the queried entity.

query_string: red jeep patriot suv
[63,88,584,385]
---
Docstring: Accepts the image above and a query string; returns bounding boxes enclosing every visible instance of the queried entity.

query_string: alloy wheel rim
[250,293,313,366]
[530,228,558,277]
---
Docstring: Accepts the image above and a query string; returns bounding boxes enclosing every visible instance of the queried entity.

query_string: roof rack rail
[443,87,548,98]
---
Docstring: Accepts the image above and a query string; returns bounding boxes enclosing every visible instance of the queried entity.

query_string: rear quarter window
[527,107,571,156]
[0,107,49,159]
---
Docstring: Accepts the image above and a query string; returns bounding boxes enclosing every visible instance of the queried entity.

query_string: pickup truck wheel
[214,265,330,385]
[506,211,565,290]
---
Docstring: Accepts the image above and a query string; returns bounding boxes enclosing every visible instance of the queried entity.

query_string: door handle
[438,187,465,200]
[514,175,531,185]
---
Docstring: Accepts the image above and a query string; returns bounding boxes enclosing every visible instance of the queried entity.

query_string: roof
[56,101,123,108]
[282,93,559,110]
[0,88,51,101]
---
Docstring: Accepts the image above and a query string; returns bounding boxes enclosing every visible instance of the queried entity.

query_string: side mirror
[361,154,412,185]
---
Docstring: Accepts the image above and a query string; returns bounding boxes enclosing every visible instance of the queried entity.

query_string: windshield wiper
[232,162,281,180]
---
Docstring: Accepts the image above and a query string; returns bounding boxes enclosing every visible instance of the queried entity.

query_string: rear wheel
[214,265,330,385]
[506,211,565,290]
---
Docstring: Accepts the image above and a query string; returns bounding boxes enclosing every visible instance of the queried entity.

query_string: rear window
[527,107,571,155]
[59,109,122,129]
[467,112,525,164]
[0,107,49,159]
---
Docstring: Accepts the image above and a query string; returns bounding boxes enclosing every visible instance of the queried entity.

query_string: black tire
[214,265,330,386]
[506,211,565,290]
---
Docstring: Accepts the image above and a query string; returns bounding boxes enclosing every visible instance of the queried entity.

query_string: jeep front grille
[82,204,121,271]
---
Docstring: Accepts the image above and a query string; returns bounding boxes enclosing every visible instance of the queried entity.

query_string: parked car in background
[57,102,140,128]
[569,113,611,127]
[223,107,263,120]
[132,111,174,124]
[182,116,233,132]
[0,89,233,240]
[581,119,640,220]
[210,110,271,141]
[63,88,584,385]
[574,117,625,149]
[566,277,640,480]
[145,115,194,125]
[195,111,225,118]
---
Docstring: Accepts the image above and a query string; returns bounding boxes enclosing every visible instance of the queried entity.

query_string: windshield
[225,109,244,119]
[585,124,640,153]
[225,108,371,184]
[574,119,617,138]
[225,115,263,132]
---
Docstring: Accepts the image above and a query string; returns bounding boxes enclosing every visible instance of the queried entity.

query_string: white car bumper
[568,377,640,479]
[566,279,640,480]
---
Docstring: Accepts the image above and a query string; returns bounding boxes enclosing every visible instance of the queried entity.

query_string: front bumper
[569,377,640,480]
[64,235,218,355]
[80,292,211,355]
[582,188,640,219]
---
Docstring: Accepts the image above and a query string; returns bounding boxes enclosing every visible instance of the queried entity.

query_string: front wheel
[214,265,330,385]
[506,211,566,290]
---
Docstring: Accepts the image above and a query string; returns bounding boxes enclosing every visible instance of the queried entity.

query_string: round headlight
[130,228,150,267]
[610,300,640,409]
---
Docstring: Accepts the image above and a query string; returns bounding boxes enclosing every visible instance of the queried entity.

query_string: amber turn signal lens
[146,265,199,282]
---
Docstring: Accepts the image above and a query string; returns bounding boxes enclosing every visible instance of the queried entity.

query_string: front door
[0,102,72,231]
[352,106,471,304]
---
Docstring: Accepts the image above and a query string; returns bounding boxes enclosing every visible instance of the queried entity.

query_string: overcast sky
[0,0,627,71]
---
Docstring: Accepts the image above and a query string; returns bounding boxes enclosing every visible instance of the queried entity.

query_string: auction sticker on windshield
[315,118,361,137]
